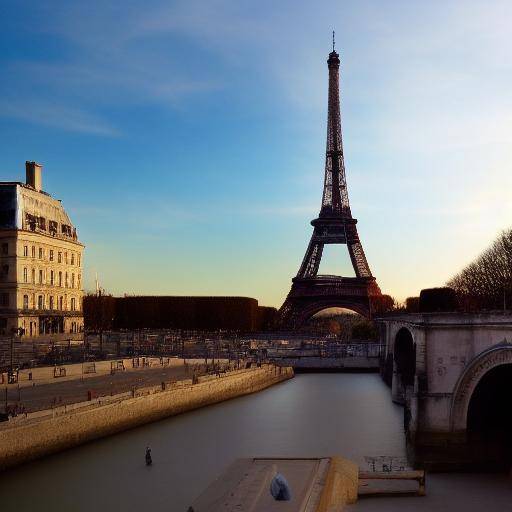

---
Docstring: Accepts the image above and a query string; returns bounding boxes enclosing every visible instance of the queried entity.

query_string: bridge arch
[299,301,370,322]
[394,327,416,386]
[450,344,512,433]
[392,327,416,404]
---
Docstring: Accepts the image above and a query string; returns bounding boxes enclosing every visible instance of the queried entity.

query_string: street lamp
[8,326,24,384]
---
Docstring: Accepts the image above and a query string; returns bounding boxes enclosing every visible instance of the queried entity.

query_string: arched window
[71,273,75,288]
[49,296,54,310]
[50,270,54,285]
[59,296,63,310]
[23,295,29,309]
[65,272,68,288]
[31,269,35,283]
[38,295,44,310]
[59,271,62,287]
[71,297,76,311]
[23,267,28,283]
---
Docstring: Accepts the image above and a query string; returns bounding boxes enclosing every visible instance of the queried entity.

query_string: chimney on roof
[26,161,42,192]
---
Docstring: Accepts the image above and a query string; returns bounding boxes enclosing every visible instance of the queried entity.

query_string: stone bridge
[267,343,383,371]
[379,312,512,469]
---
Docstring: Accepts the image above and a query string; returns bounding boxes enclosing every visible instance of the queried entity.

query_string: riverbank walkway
[2,358,228,413]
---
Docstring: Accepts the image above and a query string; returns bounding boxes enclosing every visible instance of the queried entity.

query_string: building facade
[0,162,84,340]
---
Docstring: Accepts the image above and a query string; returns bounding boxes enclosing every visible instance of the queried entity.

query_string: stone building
[0,162,84,340]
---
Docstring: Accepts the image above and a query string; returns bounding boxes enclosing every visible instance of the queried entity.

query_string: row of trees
[306,312,379,340]
[447,228,512,311]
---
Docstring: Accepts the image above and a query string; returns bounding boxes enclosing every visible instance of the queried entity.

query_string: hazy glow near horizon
[1,1,511,307]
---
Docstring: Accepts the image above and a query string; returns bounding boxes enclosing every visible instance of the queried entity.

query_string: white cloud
[0,98,119,136]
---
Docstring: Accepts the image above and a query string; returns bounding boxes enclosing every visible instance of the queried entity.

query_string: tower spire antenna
[332,30,335,52]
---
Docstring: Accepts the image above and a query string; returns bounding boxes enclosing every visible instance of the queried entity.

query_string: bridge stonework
[379,312,512,469]
[450,345,512,432]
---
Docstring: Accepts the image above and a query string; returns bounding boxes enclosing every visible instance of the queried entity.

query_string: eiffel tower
[278,41,381,328]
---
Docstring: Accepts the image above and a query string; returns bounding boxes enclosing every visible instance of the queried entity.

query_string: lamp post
[98,288,104,354]
[8,327,23,384]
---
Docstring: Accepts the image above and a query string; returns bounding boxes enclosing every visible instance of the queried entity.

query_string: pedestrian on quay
[145,446,152,466]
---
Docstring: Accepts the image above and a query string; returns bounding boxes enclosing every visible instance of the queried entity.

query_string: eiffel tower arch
[278,44,381,328]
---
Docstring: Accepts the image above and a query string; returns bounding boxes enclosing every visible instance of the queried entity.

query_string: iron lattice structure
[278,48,381,327]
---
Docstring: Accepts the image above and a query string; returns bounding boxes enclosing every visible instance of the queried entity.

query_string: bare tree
[447,228,512,311]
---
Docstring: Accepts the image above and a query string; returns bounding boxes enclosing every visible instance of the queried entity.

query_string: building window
[1,243,7,255]
[65,252,68,264]
[77,274,81,289]
[31,246,35,258]
[49,220,58,235]
[71,253,75,265]
[65,272,69,288]
[50,270,54,285]
[49,250,54,261]
[23,267,28,283]
[38,295,43,310]
[39,269,43,284]
[23,295,29,309]
[23,245,28,257]
[49,296,54,310]
[59,271,62,287]
[39,247,43,259]
[71,273,75,288]
[25,213,36,231]
[58,252,62,263]
[59,296,63,310]
[1,293,9,307]
[1,265,8,281]
[71,297,76,311]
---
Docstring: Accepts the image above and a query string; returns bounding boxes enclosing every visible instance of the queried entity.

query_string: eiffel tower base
[278,276,381,329]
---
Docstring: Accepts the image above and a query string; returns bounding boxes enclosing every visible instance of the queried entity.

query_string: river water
[0,373,510,511]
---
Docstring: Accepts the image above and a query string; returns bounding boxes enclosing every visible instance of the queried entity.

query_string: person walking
[145,446,152,466]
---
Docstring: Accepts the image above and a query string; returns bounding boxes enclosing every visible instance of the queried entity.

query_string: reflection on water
[0,374,510,511]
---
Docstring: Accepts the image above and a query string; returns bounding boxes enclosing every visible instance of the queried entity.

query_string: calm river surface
[0,373,510,511]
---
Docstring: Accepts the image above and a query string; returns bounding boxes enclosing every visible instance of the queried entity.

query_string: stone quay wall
[0,365,293,471]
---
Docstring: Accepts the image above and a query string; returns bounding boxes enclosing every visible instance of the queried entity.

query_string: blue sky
[1,0,511,307]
